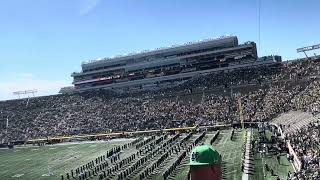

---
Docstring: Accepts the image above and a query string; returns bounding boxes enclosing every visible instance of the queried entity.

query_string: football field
[0,140,131,180]
[0,129,293,180]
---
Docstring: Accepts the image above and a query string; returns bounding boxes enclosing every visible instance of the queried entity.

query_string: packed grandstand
[0,37,319,179]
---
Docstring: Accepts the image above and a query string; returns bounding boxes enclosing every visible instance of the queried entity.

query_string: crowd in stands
[0,58,320,141]
[0,57,320,177]
[286,122,319,179]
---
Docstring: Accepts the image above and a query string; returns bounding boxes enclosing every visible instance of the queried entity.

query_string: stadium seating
[1,57,320,178]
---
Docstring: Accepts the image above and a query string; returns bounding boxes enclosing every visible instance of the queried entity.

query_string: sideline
[242,130,252,180]
[27,124,231,142]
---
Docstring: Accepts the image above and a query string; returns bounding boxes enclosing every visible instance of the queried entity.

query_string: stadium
[1,1,320,180]
[1,34,319,180]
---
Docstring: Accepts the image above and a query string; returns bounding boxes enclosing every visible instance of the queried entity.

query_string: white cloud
[0,78,70,101]
[78,0,101,16]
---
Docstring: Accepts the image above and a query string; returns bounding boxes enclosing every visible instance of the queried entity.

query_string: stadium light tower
[297,44,320,59]
[13,89,38,99]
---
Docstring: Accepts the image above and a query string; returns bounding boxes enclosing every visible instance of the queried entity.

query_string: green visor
[188,145,221,166]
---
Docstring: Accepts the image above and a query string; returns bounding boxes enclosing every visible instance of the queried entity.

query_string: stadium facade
[71,36,281,91]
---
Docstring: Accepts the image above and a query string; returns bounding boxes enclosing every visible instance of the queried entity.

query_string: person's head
[188,145,222,180]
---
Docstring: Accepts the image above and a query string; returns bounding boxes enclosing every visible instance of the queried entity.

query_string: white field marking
[25,159,31,161]
[224,170,237,174]
[31,149,39,151]
[41,173,53,177]
[0,146,35,150]
[89,145,97,148]
[49,148,56,150]
[262,157,266,177]
[223,134,229,145]
[0,138,136,150]
[12,174,24,177]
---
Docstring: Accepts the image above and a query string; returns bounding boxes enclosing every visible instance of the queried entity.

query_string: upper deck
[77,36,238,73]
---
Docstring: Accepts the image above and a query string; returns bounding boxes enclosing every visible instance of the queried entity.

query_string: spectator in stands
[1,57,320,178]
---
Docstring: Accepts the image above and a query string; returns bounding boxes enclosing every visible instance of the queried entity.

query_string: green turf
[212,129,244,180]
[169,129,245,180]
[250,153,293,180]
[0,140,131,180]
[0,129,294,180]
[249,129,294,180]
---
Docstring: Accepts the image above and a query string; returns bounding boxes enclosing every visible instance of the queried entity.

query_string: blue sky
[0,0,319,100]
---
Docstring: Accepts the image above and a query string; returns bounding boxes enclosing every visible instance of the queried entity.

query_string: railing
[287,142,302,171]
[272,123,301,172]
